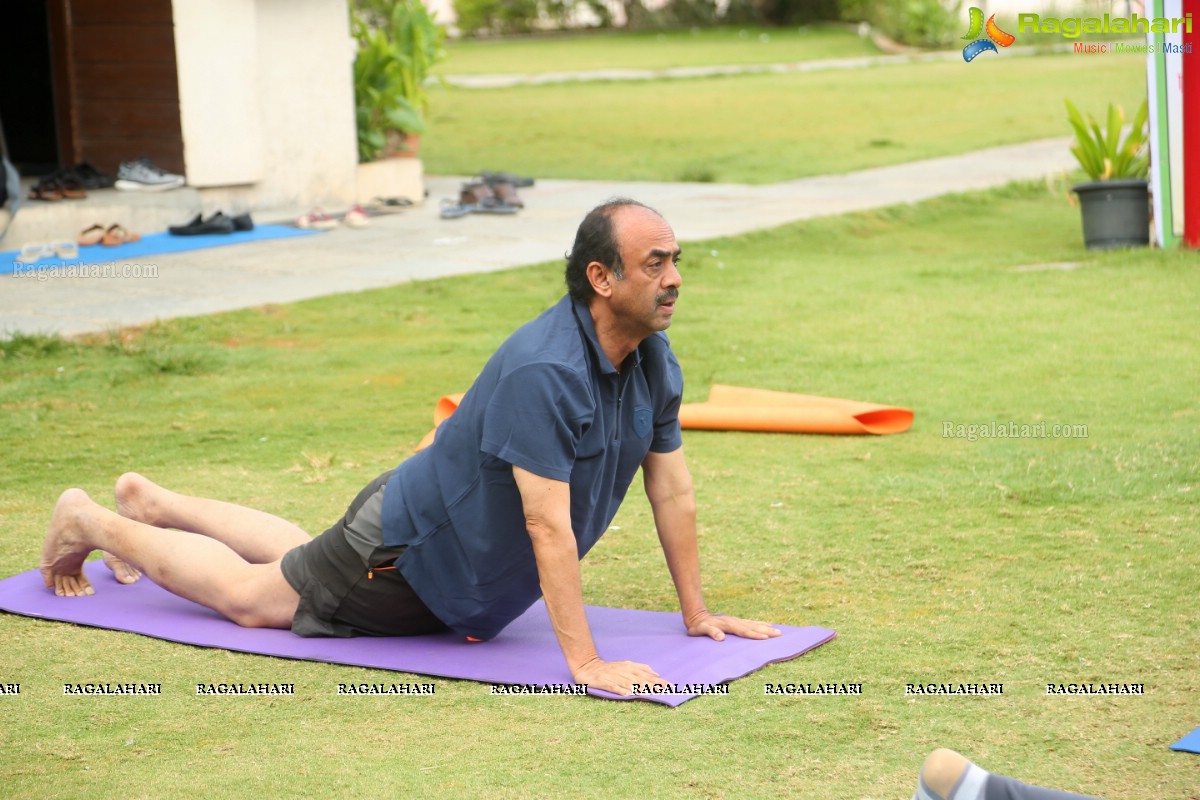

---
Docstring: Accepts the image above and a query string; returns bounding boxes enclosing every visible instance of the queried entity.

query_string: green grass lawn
[438,24,884,76]
[1,180,1196,799]
[423,53,1147,183]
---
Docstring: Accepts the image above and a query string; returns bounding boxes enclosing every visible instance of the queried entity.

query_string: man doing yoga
[39,198,780,697]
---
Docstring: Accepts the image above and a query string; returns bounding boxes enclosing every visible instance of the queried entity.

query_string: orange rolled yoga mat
[416,394,466,451]
[678,385,912,435]
[416,385,911,450]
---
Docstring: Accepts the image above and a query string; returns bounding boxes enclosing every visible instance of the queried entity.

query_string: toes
[102,552,142,584]
[54,574,95,597]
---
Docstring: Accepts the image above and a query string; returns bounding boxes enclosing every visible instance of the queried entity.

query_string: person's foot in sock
[913,748,1103,800]
[914,748,988,800]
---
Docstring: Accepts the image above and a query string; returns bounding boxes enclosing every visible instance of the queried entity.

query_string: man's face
[609,206,682,336]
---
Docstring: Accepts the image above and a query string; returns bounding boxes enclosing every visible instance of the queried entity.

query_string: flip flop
[470,202,519,215]
[439,199,519,219]
[16,241,79,263]
[101,224,141,246]
[439,199,474,219]
[78,224,106,246]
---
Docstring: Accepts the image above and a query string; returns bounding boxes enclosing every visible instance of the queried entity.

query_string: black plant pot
[1072,179,1150,250]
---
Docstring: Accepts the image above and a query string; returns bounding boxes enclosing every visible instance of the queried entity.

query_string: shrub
[842,0,963,48]
[751,0,843,25]
[453,0,542,35]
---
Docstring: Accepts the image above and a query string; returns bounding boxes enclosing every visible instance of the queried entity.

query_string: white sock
[914,762,989,800]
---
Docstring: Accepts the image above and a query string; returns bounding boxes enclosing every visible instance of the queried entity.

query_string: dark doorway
[0,1,61,175]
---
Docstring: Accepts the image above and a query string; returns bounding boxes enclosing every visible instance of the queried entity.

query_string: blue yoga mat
[1170,726,1200,753]
[1,225,322,276]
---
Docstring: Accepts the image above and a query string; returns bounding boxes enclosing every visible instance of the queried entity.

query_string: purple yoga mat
[0,562,835,706]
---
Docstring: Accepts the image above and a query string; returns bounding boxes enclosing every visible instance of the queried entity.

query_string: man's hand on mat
[573,656,661,697]
[685,611,782,642]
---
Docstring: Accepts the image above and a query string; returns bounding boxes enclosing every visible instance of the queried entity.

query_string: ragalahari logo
[962,7,1016,61]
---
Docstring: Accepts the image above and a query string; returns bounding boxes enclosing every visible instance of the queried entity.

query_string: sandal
[343,205,369,228]
[101,224,141,246]
[28,177,64,202]
[16,241,79,264]
[487,180,523,208]
[296,208,338,230]
[30,173,87,201]
[460,181,495,206]
[54,173,88,200]
[439,197,519,220]
[79,224,106,246]
[460,181,520,212]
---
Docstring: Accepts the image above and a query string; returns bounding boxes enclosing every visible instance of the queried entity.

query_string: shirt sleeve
[650,338,684,453]
[480,362,593,482]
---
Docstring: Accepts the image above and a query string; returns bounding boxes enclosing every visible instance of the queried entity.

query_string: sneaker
[115,158,185,192]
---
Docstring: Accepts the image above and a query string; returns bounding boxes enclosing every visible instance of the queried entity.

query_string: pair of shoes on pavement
[440,174,530,220]
[168,211,254,236]
[116,158,186,192]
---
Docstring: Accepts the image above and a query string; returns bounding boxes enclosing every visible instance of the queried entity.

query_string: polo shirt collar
[570,296,642,376]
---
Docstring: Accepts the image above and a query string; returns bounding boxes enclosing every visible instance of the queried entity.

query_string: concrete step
[7,178,206,247]
[5,169,427,249]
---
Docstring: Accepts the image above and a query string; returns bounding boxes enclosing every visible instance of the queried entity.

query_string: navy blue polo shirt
[380,294,684,641]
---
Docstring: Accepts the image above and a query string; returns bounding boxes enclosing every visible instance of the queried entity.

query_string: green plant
[453,0,542,35]
[1064,98,1149,181]
[352,1,447,161]
[841,0,963,48]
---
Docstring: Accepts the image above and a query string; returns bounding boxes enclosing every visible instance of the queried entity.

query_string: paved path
[0,138,1075,338]
[441,44,1070,88]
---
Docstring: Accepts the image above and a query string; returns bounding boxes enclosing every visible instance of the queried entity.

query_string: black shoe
[71,162,116,190]
[168,212,235,236]
[230,212,254,232]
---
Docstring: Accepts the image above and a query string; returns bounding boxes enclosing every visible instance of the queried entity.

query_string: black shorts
[280,470,446,638]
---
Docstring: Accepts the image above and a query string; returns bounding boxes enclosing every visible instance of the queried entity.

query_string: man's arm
[512,465,662,696]
[641,447,781,641]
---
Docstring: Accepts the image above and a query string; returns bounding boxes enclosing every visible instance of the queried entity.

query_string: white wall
[172,0,358,211]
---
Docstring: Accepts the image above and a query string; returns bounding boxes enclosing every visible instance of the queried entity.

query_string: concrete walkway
[0,137,1075,338]
[441,44,1071,88]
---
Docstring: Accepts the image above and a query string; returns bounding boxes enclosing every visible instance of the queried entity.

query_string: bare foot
[102,551,142,584]
[114,472,162,527]
[40,489,99,597]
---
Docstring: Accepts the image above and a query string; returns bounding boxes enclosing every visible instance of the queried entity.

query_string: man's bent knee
[223,565,299,629]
